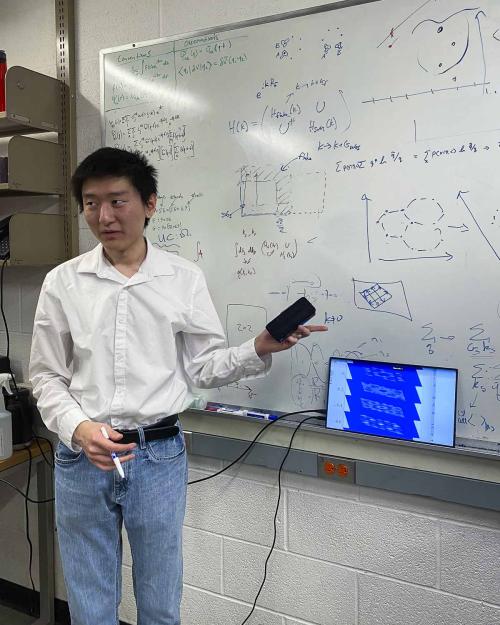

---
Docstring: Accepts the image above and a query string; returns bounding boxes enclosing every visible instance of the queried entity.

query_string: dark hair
[71,148,158,227]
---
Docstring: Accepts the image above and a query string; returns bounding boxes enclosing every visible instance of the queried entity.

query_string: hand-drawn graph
[413,9,480,76]
[365,194,457,262]
[367,3,492,104]
[290,341,328,408]
[366,190,500,263]
[379,196,444,258]
[228,165,326,218]
[353,279,412,320]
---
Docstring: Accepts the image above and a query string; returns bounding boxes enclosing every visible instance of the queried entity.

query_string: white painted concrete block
[186,469,285,548]
[182,585,283,625]
[183,526,222,592]
[288,490,437,585]
[359,574,500,625]
[223,538,356,625]
[440,523,500,605]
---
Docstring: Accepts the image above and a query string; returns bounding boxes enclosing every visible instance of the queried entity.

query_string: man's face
[82,176,156,253]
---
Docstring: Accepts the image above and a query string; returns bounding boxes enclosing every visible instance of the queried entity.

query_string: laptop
[326,357,457,447]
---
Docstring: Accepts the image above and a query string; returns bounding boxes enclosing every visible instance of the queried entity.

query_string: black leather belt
[118,415,179,444]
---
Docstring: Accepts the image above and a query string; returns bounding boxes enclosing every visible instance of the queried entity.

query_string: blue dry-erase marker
[247,410,270,419]
[100,426,125,479]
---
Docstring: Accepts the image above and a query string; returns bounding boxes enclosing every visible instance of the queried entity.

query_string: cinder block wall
[180,455,500,625]
[1,2,499,625]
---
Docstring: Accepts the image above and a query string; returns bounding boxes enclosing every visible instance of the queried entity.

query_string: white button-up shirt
[29,239,270,449]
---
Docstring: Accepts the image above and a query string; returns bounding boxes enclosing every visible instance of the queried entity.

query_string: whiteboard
[101,0,500,451]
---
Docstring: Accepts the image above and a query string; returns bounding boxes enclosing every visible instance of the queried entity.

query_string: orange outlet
[337,464,349,477]
[318,455,355,483]
[324,461,336,474]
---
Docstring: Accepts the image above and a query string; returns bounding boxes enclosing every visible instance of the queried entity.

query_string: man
[29,147,327,625]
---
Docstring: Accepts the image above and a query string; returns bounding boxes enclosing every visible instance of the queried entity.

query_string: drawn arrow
[339,89,352,133]
[362,194,373,263]
[280,158,299,171]
[458,190,500,261]
[475,10,487,94]
[447,223,469,232]
[280,152,312,171]
[379,252,453,261]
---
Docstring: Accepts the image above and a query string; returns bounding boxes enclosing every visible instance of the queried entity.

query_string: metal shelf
[0,135,63,194]
[0,60,75,266]
[7,213,66,266]
[0,183,51,196]
[0,66,61,137]
[0,185,59,196]
[0,111,40,136]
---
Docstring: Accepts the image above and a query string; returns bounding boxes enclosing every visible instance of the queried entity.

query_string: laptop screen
[326,358,457,447]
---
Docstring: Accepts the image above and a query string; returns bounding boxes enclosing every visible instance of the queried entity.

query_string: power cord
[0,435,55,502]
[0,257,19,393]
[33,432,55,470]
[0,478,54,504]
[24,445,36,593]
[188,408,326,625]
[188,409,326,485]
[0,258,54,596]
[240,413,324,625]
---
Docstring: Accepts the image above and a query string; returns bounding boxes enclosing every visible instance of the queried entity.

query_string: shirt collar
[141,237,175,277]
[76,237,174,280]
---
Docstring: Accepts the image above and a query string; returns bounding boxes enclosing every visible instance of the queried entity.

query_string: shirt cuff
[238,338,272,378]
[59,410,91,451]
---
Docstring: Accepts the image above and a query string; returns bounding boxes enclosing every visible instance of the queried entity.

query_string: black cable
[0,478,54,503]
[33,432,55,470]
[0,259,55,594]
[187,408,325,623]
[188,409,326,486]
[0,439,55,504]
[0,257,18,393]
[239,414,324,625]
[24,445,36,593]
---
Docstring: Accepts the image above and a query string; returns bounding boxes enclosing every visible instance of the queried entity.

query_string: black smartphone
[266,297,316,342]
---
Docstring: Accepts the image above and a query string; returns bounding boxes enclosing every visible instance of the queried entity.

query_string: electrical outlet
[317,455,355,483]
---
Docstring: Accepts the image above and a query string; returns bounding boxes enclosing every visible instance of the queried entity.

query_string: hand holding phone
[266,297,316,342]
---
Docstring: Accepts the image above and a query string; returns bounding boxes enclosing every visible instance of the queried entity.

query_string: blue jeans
[54,426,188,625]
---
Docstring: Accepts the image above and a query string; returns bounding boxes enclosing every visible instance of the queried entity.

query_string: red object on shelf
[0,51,6,112]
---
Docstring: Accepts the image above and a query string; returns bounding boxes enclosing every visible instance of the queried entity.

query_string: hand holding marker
[100,426,125,478]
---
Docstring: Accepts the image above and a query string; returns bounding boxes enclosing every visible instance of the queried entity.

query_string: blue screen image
[326,358,457,447]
